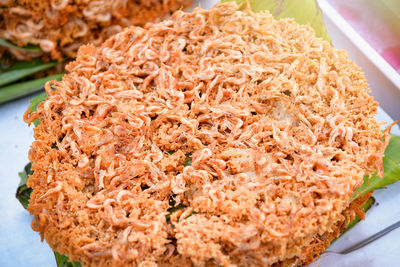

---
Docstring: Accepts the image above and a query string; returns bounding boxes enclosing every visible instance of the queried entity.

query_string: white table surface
[1,1,400,266]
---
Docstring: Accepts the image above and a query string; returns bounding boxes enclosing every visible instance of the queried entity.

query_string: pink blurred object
[382,46,400,71]
[328,0,400,73]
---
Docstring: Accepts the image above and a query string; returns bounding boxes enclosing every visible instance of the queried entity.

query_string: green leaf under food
[168,203,187,214]
[184,153,192,167]
[383,134,400,165]
[0,61,58,87]
[166,203,187,226]
[222,0,331,42]
[343,197,376,234]
[0,38,41,52]
[29,92,47,126]
[29,92,47,112]
[353,156,400,200]
[16,163,33,209]
[54,252,82,267]
[0,73,63,104]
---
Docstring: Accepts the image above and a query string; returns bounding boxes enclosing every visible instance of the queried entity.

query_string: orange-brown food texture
[291,191,374,267]
[0,0,192,60]
[24,3,389,266]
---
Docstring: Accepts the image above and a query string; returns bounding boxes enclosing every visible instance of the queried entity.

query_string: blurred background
[328,0,400,74]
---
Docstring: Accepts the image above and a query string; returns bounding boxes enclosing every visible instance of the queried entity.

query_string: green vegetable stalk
[0,61,58,87]
[0,38,41,52]
[0,58,63,104]
[0,39,64,104]
[0,74,63,104]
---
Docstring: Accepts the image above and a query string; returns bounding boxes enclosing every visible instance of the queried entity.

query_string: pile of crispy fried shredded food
[0,0,192,60]
[24,3,391,267]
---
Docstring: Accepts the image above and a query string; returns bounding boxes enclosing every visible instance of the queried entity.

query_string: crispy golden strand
[25,3,387,266]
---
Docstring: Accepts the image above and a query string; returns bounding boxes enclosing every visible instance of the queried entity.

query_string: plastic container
[318,0,400,120]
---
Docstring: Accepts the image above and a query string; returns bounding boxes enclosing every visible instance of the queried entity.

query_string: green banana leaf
[16,163,33,209]
[29,92,47,127]
[383,134,400,164]
[0,38,41,52]
[353,156,400,200]
[54,252,81,267]
[343,197,375,234]
[352,134,400,200]
[222,0,331,42]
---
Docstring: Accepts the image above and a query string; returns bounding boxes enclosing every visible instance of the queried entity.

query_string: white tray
[0,1,399,266]
[318,0,400,120]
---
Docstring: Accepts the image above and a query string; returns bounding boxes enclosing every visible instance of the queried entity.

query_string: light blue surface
[0,95,54,267]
